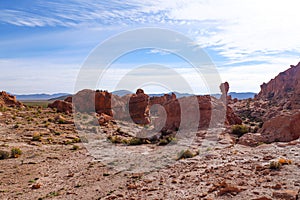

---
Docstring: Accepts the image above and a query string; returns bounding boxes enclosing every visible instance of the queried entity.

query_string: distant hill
[211,92,256,99]
[48,94,71,101]
[112,90,133,96]
[15,91,255,101]
[228,92,256,99]
[15,93,71,101]
[148,91,193,98]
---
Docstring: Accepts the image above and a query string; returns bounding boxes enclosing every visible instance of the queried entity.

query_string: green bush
[231,125,249,137]
[11,147,22,158]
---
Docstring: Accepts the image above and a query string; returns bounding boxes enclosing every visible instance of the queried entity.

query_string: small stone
[171,179,177,184]
[273,190,298,200]
[31,183,41,189]
[271,183,282,190]
[127,184,138,190]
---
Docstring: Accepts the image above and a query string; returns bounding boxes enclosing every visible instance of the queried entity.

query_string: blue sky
[1,0,300,94]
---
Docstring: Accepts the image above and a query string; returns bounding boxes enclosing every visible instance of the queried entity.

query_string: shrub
[72,138,81,143]
[128,138,143,145]
[177,149,195,160]
[11,147,22,158]
[158,139,169,146]
[269,161,281,170]
[32,133,41,141]
[0,150,10,160]
[231,125,249,137]
[71,145,79,150]
[107,136,123,144]
[158,137,177,146]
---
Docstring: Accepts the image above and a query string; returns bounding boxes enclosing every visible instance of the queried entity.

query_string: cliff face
[237,61,300,146]
[256,62,300,109]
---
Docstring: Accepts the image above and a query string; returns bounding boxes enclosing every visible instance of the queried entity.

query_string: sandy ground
[0,106,299,199]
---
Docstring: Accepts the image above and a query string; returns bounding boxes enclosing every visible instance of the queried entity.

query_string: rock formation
[70,86,241,129]
[0,91,23,107]
[239,111,300,146]
[73,89,112,116]
[237,61,300,145]
[129,89,150,124]
[256,61,300,109]
[149,88,241,132]
[48,99,73,114]
[95,90,113,116]
[64,96,72,103]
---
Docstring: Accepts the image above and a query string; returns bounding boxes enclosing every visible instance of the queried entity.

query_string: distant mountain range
[112,90,255,99]
[15,91,256,101]
[15,93,71,101]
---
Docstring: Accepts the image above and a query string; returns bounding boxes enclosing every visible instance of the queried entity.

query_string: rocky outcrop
[236,62,300,146]
[150,94,181,131]
[150,91,241,132]
[220,81,230,103]
[71,86,241,129]
[129,89,150,124]
[239,112,300,145]
[226,106,242,125]
[256,62,300,109]
[64,96,72,103]
[48,100,73,114]
[95,90,113,116]
[73,89,112,116]
[260,112,300,143]
[0,91,23,107]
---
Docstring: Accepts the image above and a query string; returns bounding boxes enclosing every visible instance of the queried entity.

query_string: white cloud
[1,0,300,94]
[0,59,80,94]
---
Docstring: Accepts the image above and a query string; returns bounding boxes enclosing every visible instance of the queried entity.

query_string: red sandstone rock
[64,96,72,103]
[256,61,300,109]
[129,89,150,124]
[95,90,113,116]
[0,91,23,107]
[260,112,300,143]
[150,93,241,132]
[73,89,112,116]
[239,112,300,146]
[48,100,73,114]
[98,113,113,126]
[226,106,242,125]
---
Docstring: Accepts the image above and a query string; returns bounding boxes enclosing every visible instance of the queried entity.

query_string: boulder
[48,100,73,114]
[98,113,114,126]
[0,91,23,107]
[259,112,300,143]
[239,112,300,146]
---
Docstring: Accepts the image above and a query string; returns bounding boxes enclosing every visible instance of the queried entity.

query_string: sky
[1,0,300,94]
